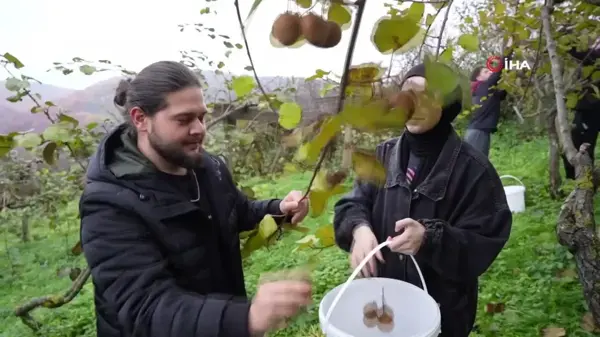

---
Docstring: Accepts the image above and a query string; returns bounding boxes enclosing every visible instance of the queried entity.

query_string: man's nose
[190,117,205,135]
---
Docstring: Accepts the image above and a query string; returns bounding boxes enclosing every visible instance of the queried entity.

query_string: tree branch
[540,0,577,163]
[14,267,92,331]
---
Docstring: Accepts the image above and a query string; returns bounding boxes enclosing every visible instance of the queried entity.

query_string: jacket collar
[384,128,462,201]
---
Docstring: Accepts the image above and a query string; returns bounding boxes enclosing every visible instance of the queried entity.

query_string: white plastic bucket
[500,175,526,213]
[319,241,441,337]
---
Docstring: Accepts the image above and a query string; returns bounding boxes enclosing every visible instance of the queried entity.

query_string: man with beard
[80,60,311,337]
[333,64,512,337]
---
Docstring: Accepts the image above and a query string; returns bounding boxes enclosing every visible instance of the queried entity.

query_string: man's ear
[130,107,147,132]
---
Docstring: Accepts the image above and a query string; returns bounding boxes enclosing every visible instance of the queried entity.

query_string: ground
[0,129,598,337]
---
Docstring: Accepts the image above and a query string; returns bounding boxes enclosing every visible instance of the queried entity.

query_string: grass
[0,129,598,337]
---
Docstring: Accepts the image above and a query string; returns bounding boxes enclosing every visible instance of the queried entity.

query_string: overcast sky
[1,0,460,90]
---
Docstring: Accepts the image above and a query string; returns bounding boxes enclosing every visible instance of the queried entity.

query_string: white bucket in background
[319,241,441,337]
[500,175,526,213]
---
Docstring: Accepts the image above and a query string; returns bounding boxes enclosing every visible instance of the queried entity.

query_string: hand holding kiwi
[272,12,342,48]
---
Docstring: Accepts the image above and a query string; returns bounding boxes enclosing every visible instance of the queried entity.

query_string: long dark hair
[113,61,201,119]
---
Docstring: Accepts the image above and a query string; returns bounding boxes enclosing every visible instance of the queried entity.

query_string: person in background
[464,43,514,157]
[333,63,512,337]
[562,35,600,179]
[79,60,311,337]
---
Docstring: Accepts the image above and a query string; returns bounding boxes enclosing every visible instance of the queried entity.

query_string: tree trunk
[542,2,600,325]
[340,126,354,170]
[546,108,562,199]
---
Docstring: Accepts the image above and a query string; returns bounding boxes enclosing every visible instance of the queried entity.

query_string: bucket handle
[499,175,524,187]
[323,239,428,327]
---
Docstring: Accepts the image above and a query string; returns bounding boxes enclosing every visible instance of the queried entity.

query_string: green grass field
[0,130,598,337]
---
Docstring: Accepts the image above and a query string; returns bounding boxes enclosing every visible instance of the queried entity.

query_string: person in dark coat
[79,61,312,337]
[561,36,600,179]
[464,45,514,157]
[333,63,513,337]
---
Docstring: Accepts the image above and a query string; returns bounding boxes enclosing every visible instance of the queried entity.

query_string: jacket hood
[86,123,157,185]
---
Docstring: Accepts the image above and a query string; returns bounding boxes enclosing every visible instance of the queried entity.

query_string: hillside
[1,70,335,134]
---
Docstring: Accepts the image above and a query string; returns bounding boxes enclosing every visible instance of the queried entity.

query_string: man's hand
[387,218,426,255]
[351,225,384,278]
[248,280,312,336]
[279,190,309,225]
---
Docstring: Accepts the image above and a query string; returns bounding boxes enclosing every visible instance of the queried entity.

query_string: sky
[0,0,460,90]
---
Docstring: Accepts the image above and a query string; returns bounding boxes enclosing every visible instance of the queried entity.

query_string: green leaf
[79,65,96,75]
[296,0,312,8]
[439,47,454,63]
[42,122,72,143]
[278,102,302,130]
[58,113,79,127]
[4,77,29,92]
[231,75,256,97]
[424,57,459,96]
[3,52,24,69]
[0,135,15,157]
[14,132,42,149]
[371,16,421,54]
[42,141,58,165]
[217,61,225,69]
[327,3,351,26]
[457,34,479,52]
[566,92,579,109]
[406,2,425,23]
[245,0,264,24]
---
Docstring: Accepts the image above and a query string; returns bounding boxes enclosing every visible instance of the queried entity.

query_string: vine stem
[300,0,368,200]
[233,0,278,115]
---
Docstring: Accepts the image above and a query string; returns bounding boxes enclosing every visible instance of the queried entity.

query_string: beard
[148,131,204,169]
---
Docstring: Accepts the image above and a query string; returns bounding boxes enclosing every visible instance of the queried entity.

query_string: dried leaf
[542,326,566,337]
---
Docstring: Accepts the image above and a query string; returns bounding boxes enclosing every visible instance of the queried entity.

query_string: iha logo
[486,56,531,72]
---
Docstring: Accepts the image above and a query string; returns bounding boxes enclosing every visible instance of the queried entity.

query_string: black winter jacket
[79,124,283,337]
[333,130,512,337]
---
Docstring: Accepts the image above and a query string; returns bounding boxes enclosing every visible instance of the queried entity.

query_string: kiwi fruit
[363,316,378,328]
[377,322,394,332]
[301,13,328,47]
[272,12,302,46]
[363,301,378,319]
[323,21,342,48]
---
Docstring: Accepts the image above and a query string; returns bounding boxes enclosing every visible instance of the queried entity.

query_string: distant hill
[0,70,338,134]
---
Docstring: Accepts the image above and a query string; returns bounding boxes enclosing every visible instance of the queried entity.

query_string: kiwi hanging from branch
[272,12,302,46]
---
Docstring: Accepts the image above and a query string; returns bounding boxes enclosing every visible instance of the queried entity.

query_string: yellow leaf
[327,3,351,27]
[347,63,384,86]
[283,162,298,174]
[278,102,302,129]
[351,150,386,186]
[541,326,566,337]
[309,190,330,217]
[241,232,266,258]
[295,0,312,9]
[425,14,435,26]
[258,215,278,239]
[296,234,319,249]
[339,98,409,132]
[457,34,479,52]
[371,16,421,54]
[296,116,342,164]
[315,224,336,247]
[406,2,425,23]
